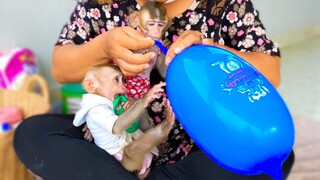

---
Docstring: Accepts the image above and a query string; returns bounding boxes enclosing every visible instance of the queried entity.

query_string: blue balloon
[166,44,295,180]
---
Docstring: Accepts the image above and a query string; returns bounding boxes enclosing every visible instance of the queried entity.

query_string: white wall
[1,0,319,103]
[0,0,77,102]
[253,0,320,35]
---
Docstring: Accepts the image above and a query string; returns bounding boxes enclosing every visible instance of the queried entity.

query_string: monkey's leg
[121,119,174,172]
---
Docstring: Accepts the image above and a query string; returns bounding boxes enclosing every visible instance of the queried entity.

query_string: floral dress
[57,0,280,166]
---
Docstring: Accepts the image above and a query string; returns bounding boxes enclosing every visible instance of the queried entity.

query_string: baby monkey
[73,64,175,175]
[126,1,170,99]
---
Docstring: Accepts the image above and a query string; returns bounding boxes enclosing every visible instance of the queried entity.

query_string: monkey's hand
[123,97,136,111]
[135,168,150,180]
[161,100,176,138]
[113,82,165,134]
[82,124,93,142]
[141,81,166,107]
[144,99,176,145]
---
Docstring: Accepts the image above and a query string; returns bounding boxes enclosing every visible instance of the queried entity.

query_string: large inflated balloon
[166,44,295,180]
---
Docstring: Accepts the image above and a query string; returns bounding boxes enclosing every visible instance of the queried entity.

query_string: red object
[0,106,23,125]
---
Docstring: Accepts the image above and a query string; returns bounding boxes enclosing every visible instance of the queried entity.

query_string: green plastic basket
[61,83,87,114]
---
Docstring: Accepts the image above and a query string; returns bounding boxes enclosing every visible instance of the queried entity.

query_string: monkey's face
[143,18,167,40]
[140,9,168,40]
[96,69,127,102]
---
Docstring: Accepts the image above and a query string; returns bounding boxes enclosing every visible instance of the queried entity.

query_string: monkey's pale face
[96,69,127,102]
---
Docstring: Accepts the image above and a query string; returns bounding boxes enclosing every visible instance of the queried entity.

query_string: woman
[14,0,294,179]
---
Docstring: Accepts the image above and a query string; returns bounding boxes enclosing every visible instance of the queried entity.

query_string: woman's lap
[147,149,294,180]
[14,114,294,179]
[14,114,137,179]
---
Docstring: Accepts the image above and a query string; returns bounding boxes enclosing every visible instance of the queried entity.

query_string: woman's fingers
[120,27,155,50]
[106,27,157,76]
[114,51,155,76]
[107,27,154,51]
[202,38,215,45]
[115,59,147,76]
[115,46,155,65]
[165,30,203,65]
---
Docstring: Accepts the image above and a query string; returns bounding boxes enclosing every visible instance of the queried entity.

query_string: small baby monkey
[126,1,170,99]
[73,64,175,176]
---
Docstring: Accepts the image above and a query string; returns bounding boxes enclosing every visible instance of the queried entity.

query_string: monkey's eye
[113,75,126,85]
[122,77,126,85]
[113,76,120,83]
[147,22,156,26]
[158,22,165,27]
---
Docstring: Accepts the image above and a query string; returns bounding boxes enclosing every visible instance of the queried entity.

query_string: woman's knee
[13,114,74,152]
[14,115,45,140]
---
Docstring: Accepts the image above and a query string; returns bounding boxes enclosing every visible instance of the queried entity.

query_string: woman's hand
[165,30,203,65]
[52,26,156,83]
[101,27,156,76]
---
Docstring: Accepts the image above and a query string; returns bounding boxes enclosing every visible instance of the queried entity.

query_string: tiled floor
[278,36,320,179]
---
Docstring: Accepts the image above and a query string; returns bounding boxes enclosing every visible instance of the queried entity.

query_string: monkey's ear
[82,79,96,93]
[128,11,140,28]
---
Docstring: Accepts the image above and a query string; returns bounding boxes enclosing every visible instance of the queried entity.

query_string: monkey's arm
[155,53,167,80]
[112,99,144,135]
[138,109,152,131]
[113,82,166,134]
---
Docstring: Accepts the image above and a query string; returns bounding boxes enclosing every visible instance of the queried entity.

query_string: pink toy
[0,106,23,125]
[0,48,37,90]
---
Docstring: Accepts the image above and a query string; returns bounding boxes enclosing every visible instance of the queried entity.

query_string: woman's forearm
[52,27,156,83]
[52,37,109,83]
[214,44,281,88]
